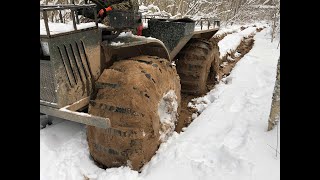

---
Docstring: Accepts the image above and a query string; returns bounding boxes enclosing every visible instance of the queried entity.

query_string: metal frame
[142,15,170,24]
[40,27,102,108]
[195,18,221,30]
[142,16,221,31]
[143,18,220,60]
[40,97,111,129]
[40,4,221,129]
[40,4,98,37]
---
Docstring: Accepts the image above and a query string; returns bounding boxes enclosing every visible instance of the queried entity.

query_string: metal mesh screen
[40,60,57,103]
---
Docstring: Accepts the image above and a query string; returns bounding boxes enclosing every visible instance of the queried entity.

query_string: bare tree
[271,0,280,42]
[268,57,280,131]
[42,0,281,25]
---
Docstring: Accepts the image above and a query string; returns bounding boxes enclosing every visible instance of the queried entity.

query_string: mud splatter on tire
[176,39,220,95]
[87,55,181,171]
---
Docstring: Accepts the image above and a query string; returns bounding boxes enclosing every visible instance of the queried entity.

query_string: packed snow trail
[40,27,280,180]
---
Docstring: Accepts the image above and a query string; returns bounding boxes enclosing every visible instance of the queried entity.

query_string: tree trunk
[268,57,280,131]
[271,12,276,42]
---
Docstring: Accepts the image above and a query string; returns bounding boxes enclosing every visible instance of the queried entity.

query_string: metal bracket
[40,97,111,129]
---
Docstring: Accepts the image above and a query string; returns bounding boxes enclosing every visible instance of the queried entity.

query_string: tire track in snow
[177,24,262,132]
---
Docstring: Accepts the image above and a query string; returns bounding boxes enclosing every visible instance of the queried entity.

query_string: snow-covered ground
[40,27,280,180]
[218,26,257,58]
[213,25,242,37]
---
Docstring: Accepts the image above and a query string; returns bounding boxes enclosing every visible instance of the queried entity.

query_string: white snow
[139,5,148,13]
[235,52,241,57]
[239,26,257,37]
[214,25,242,37]
[158,90,178,142]
[227,56,235,61]
[147,4,161,13]
[40,20,106,35]
[170,13,182,19]
[263,0,271,5]
[119,31,134,37]
[110,41,125,46]
[218,33,242,58]
[40,121,94,180]
[142,21,148,28]
[139,3,171,28]
[142,27,280,180]
[218,26,258,58]
[251,5,277,9]
[146,36,157,40]
[139,4,171,17]
[40,26,280,180]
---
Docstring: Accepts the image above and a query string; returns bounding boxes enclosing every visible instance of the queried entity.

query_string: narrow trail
[176,25,264,133]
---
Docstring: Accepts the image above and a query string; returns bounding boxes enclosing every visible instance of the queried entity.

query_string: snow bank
[214,25,242,37]
[218,26,257,58]
[218,34,243,58]
[239,27,257,37]
[96,167,139,180]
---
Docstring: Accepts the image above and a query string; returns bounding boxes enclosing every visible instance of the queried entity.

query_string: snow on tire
[87,55,181,171]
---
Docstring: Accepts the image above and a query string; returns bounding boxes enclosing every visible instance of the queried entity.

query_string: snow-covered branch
[42,0,281,25]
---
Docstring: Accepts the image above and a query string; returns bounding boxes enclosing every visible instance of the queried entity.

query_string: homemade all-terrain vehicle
[40,3,220,171]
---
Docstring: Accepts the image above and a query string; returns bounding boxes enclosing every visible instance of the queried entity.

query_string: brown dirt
[175,93,197,133]
[217,36,255,80]
[87,55,181,171]
[240,26,248,31]
[256,27,263,32]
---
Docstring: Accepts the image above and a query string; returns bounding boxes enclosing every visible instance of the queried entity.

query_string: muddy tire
[87,55,181,171]
[176,38,220,95]
[209,38,221,82]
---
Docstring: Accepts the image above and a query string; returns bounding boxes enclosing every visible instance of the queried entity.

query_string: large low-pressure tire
[87,55,181,171]
[176,38,219,95]
[209,38,221,83]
